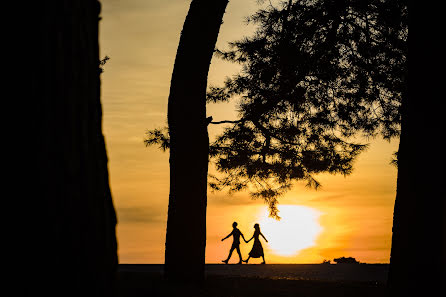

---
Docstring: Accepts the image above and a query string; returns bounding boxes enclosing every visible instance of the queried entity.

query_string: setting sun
[257,205,323,257]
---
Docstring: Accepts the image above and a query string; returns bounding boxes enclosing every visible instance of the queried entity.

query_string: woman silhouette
[243,223,268,264]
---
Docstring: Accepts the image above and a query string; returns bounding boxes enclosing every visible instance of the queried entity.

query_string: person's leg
[236,246,242,264]
[223,246,235,263]
[261,254,266,264]
[243,256,250,263]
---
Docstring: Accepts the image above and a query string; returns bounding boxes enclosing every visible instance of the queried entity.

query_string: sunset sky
[100,0,398,264]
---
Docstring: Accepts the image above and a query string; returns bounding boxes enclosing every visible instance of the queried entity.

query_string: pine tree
[147,1,407,218]
[205,0,407,217]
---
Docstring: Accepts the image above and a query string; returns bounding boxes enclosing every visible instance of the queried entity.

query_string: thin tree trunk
[27,1,118,295]
[166,0,229,282]
[388,1,445,295]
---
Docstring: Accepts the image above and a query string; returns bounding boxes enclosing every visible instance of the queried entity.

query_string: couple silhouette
[221,222,268,264]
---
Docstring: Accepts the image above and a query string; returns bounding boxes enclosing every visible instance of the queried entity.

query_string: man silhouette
[221,222,246,264]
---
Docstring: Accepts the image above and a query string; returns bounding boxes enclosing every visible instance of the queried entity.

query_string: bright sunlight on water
[257,205,323,256]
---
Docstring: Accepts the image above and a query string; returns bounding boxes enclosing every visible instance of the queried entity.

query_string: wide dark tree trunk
[388,1,445,295]
[25,1,118,296]
[166,0,229,282]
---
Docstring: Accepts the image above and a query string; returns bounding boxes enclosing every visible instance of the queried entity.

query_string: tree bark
[26,1,118,296]
[388,1,445,295]
[166,0,229,282]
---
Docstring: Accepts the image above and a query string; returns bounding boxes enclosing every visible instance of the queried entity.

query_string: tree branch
[210,119,245,125]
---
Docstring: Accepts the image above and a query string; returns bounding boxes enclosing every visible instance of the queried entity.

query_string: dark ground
[116,264,389,297]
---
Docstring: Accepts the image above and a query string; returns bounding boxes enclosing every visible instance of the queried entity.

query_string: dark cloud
[117,206,166,224]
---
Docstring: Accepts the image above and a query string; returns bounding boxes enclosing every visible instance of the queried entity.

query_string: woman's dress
[248,230,264,258]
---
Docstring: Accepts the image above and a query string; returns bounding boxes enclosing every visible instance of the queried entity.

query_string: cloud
[116,206,166,224]
[208,192,263,206]
[308,193,346,203]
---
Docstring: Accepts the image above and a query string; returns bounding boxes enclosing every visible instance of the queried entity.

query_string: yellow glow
[257,205,323,257]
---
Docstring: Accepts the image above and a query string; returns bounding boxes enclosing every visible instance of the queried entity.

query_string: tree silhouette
[207,0,406,217]
[163,0,229,282]
[387,1,445,295]
[26,1,117,296]
[148,0,406,218]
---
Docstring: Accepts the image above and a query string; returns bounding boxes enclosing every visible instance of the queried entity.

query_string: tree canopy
[146,0,407,217]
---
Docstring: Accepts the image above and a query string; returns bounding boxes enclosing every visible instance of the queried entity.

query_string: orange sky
[100,0,398,264]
